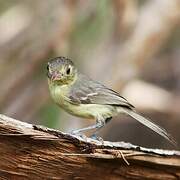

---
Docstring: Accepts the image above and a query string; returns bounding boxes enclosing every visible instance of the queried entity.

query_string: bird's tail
[123,109,177,146]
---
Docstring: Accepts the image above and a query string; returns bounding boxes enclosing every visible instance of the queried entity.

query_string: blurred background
[0,0,179,149]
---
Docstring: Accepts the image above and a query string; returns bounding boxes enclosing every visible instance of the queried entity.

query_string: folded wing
[68,74,134,109]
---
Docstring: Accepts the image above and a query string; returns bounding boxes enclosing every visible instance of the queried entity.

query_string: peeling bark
[0,114,179,179]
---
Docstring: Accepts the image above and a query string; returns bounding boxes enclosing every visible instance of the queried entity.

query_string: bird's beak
[50,72,61,81]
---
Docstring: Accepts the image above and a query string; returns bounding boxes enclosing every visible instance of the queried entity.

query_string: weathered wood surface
[0,114,179,179]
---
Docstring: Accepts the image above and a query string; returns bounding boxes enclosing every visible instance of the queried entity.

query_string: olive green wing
[68,74,134,109]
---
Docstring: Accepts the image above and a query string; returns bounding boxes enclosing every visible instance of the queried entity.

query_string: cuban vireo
[47,56,176,145]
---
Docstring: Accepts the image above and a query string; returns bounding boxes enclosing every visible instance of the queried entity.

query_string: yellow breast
[48,81,117,119]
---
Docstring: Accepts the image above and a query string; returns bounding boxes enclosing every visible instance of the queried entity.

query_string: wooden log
[0,114,179,179]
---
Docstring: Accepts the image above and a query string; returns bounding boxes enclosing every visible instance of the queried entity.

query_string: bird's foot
[70,130,87,140]
[90,134,104,143]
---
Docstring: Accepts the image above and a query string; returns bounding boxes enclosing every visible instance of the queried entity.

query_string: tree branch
[0,114,179,179]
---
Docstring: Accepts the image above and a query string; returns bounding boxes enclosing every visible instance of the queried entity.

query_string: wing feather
[68,74,134,108]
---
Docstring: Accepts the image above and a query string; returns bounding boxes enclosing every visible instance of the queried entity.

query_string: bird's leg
[90,117,112,141]
[71,121,104,135]
[71,119,106,140]
[71,117,112,141]
[89,120,105,141]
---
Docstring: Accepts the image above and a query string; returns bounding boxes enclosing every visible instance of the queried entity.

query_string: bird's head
[47,57,77,85]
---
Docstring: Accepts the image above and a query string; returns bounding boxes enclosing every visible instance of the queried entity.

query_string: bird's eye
[47,64,49,71]
[66,67,71,75]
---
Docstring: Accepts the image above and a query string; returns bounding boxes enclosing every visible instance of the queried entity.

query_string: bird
[47,56,176,145]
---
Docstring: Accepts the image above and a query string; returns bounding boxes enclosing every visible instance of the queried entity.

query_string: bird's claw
[90,134,104,143]
[70,129,78,135]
